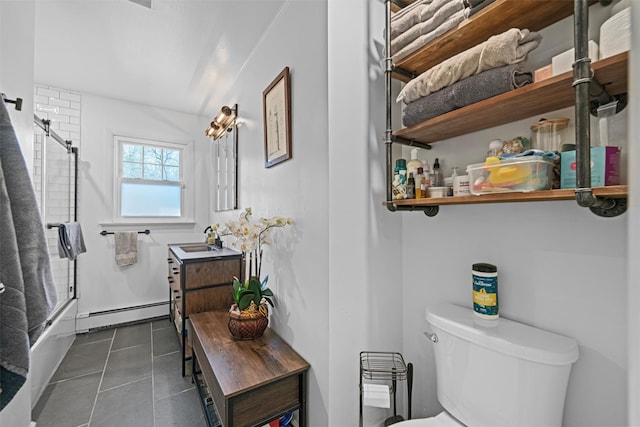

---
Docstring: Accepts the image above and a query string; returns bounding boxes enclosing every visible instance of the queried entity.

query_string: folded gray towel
[0,159,29,410]
[469,0,497,16]
[467,0,486,7]
[0,97,57,409]
[57,222,87,261]
[391,0,466,55]
[115,231,138,266]
[397,28,542,104]
[402,64,533,127]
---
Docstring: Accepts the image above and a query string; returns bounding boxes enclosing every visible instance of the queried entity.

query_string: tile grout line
[87,325,116,426]
[97,375,153,394]
[48,369,104,386]
[151,323,157,427]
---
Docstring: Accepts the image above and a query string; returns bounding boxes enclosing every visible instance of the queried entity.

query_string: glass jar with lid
[530,118,570,152]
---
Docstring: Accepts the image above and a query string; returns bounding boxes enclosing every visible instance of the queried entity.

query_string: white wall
[329,0,403,424]
[207,1,333,423]
[1,0,35,170]
[627,3,640,425]
[75,93,211,323]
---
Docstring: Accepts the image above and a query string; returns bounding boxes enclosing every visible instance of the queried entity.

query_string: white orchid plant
[212,207,292,282]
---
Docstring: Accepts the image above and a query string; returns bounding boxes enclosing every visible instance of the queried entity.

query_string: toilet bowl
[397,304,579,427]
[396,411,464,426]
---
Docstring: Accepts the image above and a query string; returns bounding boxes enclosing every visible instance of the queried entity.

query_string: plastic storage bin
[467,157,555,194]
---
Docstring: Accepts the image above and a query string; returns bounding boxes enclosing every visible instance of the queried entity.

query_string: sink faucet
[204,225,223,248]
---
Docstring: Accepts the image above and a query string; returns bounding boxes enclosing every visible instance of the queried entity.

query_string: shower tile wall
[33,84,81,309]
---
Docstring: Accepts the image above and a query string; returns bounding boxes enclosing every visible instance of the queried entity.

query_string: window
[115,136,193,221]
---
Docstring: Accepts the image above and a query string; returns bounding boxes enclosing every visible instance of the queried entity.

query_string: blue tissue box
[560,146,620,188]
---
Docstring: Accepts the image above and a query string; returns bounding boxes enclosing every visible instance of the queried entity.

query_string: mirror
[211,122,238,212]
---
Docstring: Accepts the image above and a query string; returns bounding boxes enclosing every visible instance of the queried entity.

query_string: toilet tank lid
[426,304,579,365]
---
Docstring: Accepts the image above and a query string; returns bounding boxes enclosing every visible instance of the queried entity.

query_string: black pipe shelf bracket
[384,0,438,216]
[2,93,22,111]
[100,229,151,236]
[572,0,626,218]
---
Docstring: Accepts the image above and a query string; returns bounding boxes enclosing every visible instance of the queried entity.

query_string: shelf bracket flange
[392,65,415,80]
[391,135,431,150]
[389,204,440,217]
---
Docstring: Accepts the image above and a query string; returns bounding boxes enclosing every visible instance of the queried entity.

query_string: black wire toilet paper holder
[359,351,413,426]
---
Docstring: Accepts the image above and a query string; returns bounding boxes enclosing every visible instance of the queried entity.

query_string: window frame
[113,135,194,224]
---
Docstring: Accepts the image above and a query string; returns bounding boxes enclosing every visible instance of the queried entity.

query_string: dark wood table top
[189,310,310,398]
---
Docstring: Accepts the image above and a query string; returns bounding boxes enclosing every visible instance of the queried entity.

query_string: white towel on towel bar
[114,231,138,266]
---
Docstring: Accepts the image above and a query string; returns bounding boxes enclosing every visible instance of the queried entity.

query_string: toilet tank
[426,304,579,427]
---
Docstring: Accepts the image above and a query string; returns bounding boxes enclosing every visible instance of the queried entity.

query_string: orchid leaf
[238,294,254,311]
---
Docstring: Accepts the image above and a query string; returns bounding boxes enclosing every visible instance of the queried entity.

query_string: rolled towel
[402,64,533,127]
[391,0,466,55]
[57,222,87,261]
[397,28,542,104]
[115,231,138,266]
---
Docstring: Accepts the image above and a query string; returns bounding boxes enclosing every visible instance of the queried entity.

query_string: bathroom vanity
[167,243,243,376]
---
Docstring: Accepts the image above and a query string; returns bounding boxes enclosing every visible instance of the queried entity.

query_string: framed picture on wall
[263,66,291,168]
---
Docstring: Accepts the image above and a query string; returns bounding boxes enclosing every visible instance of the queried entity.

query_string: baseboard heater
[76,300,169,332]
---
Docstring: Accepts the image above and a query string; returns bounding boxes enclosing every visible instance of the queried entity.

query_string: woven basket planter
[228,302,269,340]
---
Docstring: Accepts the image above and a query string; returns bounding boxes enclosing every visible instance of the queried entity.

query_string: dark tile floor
[32,318,207,427]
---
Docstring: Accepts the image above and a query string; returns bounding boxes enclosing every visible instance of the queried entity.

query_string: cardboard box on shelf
[534,64,553,82]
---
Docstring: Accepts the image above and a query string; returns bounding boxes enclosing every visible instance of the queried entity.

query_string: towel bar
[2,93,22,111]
[100,229,150,236]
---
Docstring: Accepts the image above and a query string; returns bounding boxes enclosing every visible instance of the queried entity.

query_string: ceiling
[34,0,286,116]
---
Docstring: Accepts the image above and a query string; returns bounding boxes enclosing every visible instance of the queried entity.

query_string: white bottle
[449,167,458,196]
[407,148,422,180]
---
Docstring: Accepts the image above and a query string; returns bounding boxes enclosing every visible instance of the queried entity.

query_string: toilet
[396,304,579,427]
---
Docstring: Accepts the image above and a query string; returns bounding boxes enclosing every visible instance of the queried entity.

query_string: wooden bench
[190,310,310,427]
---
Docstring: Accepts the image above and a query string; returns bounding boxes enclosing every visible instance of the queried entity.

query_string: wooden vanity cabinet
[167,244,243,376]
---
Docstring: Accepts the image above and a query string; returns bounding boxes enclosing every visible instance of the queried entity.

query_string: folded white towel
[392,7,469,63]
[392,0,434,25]
[391,0,466,55]
[391,0,439,38]
[397,28,542,104]
[114,231,138,266]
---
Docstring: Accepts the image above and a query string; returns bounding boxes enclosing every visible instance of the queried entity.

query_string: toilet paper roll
[599,7,630,59]
[363,383,390,408]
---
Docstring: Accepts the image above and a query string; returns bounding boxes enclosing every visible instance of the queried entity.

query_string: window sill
[99,220,196,227]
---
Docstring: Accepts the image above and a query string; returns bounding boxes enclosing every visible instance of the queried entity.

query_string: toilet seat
[394,411,465,426]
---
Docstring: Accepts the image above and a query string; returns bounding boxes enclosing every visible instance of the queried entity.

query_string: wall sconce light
[205,104,237,140]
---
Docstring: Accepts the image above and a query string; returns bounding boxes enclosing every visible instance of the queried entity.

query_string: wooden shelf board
[392,0,597,81]
[393,52,628,144]
[391,185,628,207]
